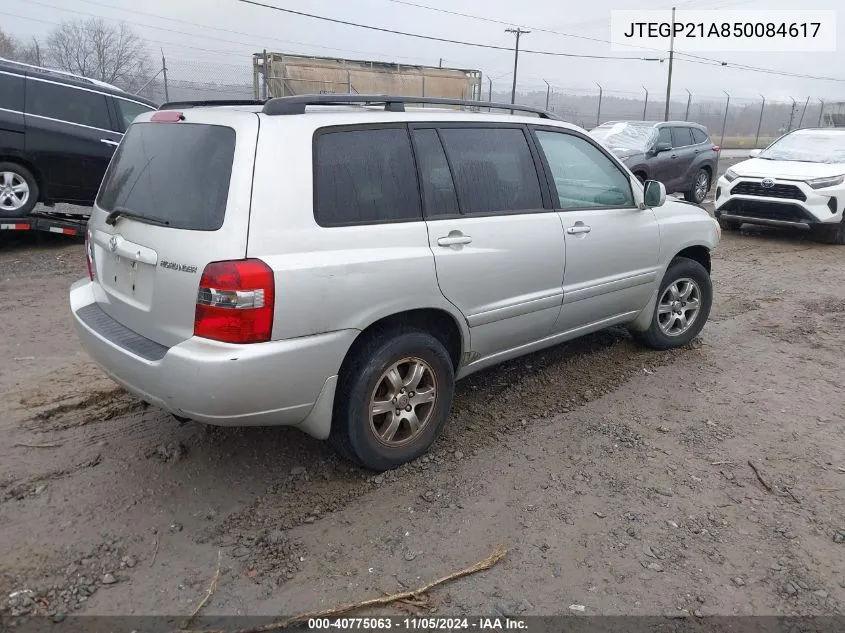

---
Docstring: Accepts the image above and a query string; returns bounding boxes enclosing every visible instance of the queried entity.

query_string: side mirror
[652,142,672,155]
[749,148,762,158]
[643,180,666,208]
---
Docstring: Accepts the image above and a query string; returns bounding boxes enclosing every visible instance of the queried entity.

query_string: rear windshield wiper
[105,206,170,227]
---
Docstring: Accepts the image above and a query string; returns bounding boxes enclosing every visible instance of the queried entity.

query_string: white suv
[715,128,845,243]
[70,95,720,470]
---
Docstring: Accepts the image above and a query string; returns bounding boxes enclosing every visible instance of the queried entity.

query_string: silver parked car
[70,95,721,470]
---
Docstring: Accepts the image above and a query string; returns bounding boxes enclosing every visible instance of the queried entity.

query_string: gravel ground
[1,158,844,620]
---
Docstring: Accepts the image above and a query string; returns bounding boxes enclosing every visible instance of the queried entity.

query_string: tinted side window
[691,128,708,144]
[115,98,154,130]
[314,128,421,227]
[438,127,543,215]
[671,127,693,147]
[0,72,25,111]
[535,130,634,210]
[657,127,672,146]
[26,80,112,129]
[412,129,459,217]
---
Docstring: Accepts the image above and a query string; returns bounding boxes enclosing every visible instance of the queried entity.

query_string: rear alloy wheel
[684,169,710,204]
[331,328,455,471]
[632,257,713,350]
[0,163,39,218]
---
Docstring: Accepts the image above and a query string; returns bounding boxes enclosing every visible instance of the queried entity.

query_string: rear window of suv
[96,123,236,231]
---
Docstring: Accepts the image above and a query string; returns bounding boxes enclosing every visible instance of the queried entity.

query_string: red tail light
[712,145,721,152]
[194,259,275,344]
[85,229,95,281]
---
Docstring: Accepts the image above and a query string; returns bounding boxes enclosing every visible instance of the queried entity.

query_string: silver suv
[70,95,721,470]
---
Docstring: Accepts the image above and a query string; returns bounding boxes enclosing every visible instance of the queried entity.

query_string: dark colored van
[0,58,158,217]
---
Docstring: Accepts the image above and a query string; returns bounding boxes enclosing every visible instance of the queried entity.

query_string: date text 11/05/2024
[622,21,821,38]
[307,618,527,630]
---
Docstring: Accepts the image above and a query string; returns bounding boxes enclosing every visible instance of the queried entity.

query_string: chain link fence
[128,54,840,150]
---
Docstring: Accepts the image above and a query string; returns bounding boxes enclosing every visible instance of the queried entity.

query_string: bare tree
[46,19,152,90]
[0,27,17,59]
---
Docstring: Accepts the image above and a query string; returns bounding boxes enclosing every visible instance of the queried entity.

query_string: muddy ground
[1,159,844,620]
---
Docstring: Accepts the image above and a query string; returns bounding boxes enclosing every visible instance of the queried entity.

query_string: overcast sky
[3,0,844,101]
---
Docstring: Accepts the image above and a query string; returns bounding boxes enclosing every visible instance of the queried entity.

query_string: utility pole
[439,58,443,68]
[544,79,551,111]
[684,89,692,121]
[817,98,826,127]
[505,27,530,105]
[488,77,492,102]
[664,6,675,121]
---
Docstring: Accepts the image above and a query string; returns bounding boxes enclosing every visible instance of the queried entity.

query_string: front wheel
[684,169,710,204]
[632,257,713,351]
[330,328,455,471]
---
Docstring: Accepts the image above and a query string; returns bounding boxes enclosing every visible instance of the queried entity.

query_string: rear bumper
[70,279,357,436]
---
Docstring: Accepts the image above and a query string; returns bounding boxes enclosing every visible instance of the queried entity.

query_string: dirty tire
[718,216,742,231]
[684,168,710,204]
[633,257,713,351]
[0,162,39,218]
[330,328,455,471]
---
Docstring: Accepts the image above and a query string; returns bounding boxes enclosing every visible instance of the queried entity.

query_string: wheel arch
[627,242,712,332]
[339,307,468,379]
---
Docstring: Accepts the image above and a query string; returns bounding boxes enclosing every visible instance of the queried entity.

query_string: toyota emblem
[109,235,118,252]
[761,178,775,189]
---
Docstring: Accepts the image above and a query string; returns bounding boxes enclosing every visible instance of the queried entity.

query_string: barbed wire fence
[131,54,842,149]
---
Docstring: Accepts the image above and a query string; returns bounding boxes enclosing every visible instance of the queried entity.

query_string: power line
[8,0,442,67]
[237,0,665,61]
[383,0,845,82]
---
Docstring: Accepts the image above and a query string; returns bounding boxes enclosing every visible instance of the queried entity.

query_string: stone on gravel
[149,442,187,463]
[653,488,674,497]
[100,574,117,585]
[552,564,561,578]
[833,530,845,543]
[454,451,464,461]
[643,562,664,572]
[515,599,534,613]
[732,577,746,587]
[168,522,183,533]
[814,590,829,599]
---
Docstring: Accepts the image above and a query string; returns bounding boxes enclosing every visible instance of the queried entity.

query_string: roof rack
[159,99,266,110]
[261,94,561,119]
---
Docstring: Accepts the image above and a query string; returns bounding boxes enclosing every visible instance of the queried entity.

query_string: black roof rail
[261,94,561,119]
[159,99,266,110]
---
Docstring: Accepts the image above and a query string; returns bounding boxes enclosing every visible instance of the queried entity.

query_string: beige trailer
[253,52,483,102]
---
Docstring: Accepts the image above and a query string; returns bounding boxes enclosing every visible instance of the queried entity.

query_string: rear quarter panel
[246,116,470,347]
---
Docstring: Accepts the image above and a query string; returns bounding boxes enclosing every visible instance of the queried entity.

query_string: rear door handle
[437,232,472,247]
[100,139,120,147]
[566,225,592,235]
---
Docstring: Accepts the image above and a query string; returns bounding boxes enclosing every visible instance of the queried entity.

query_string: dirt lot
[2,163,844,620]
